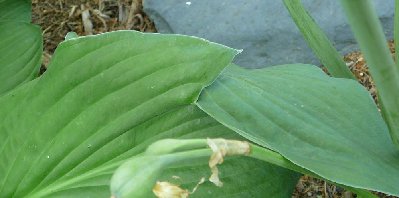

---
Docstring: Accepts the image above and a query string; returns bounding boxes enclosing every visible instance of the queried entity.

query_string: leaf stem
[249,144,309,174]
[145,139,207,155]
[112,139,378,198]
[340,0,399,147]
[282,0,355,79]
[145,139,378,197]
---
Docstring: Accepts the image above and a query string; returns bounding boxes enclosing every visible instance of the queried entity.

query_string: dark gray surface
[144,0,394,68]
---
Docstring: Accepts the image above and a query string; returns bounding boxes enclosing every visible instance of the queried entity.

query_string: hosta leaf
[0,31,298,197]
[0,21,42,95]
[110,141,299,198]
[0,0,31,22]
[0,79,38,151]
[197,64,399,196]
[32,105,298,198]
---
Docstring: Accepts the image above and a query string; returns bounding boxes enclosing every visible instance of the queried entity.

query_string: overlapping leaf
[197,64,399,196]
[0,0,31,22]
[0,31,298,197]
[0,22,42,95]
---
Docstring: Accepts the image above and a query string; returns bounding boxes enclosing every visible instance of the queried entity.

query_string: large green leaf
[0,0,31,22]
[197,64,399,196]
[0,79,38,154]
[0,31,298,197]
[0,21,42,95]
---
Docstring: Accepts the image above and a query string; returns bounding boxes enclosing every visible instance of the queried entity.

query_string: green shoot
[282,0,355,79]
[340,0,399,146]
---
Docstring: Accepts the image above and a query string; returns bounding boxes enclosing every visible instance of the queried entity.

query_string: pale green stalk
[140,139,378,198]
[249,144,309,174]
[145,139,207,155]
[282,0,355,79]
[340,0,399,146]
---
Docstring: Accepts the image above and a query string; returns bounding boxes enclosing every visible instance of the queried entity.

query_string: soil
[31,1,396,198]
[32,0,156,73]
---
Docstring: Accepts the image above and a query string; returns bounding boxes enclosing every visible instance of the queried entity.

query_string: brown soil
[32,0,156,72]
[31,1,396,198]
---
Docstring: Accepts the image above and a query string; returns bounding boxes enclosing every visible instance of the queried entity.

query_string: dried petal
[207,139,250,187]
[153,181,190,198]
[191,177,206,193]
[209,166,223,187]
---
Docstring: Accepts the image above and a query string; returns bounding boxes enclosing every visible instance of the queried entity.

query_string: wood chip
[81,4,93,35]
